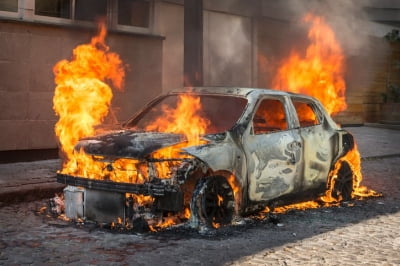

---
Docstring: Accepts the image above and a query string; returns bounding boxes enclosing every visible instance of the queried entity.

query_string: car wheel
[331,161,353,201]
[190,176,234,228]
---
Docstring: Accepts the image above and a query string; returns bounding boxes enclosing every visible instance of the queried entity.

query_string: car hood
[75,130,186,159]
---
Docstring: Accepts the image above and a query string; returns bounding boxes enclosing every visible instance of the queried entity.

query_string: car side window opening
[126,94,248,134]
[253,98,288,134]
[293,100,320,127]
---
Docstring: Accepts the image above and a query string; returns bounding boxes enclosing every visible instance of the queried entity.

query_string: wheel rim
[332,161,353,201]
[201,177,234,226]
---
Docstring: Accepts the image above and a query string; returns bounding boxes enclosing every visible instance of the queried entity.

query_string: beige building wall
[0,20,163,151]
[203,11,253,87]
[335,37,390,125]
[154,1,184,93]
[2,0,398,152]
[154,2,255,91]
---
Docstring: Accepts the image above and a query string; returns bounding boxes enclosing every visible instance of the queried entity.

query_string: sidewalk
[344,126,400,159]
[0,126,399,204]
[0,159,64,204]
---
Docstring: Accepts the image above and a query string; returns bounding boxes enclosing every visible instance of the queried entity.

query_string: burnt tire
[331,161,353,201]
[190,176,234,228]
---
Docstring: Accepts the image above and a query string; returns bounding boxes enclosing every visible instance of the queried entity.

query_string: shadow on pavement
[128,156,400,265]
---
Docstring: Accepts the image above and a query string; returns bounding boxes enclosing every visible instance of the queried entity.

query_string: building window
[118,0,150,28]
[35,0,71,19]
[0,0,152,33]
[0,0,18,12]
[75,0,107,22]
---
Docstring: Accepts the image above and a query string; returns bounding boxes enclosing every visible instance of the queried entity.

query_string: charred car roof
[170,87,313,99]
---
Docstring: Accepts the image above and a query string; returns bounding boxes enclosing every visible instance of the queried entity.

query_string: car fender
[182,140,244,177]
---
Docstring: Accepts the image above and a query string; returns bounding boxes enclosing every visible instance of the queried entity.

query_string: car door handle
[289,141,302,150]
[288,152,296,164]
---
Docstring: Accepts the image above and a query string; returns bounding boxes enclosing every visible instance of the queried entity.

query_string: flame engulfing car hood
[75,130,185,159]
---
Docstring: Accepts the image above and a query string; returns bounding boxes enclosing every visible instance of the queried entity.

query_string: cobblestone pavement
[0,156,399,265]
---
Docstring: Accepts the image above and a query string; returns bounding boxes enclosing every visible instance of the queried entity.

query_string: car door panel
[245,130,303,201]
[242,97,304,202]
[300,124,334,189]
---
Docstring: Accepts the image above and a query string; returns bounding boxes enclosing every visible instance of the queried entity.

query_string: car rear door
[242,96,304,202]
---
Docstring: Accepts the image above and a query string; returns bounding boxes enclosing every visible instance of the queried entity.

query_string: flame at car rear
[265,13,379,213]
[273,13,346,116]
[322,143,380,202]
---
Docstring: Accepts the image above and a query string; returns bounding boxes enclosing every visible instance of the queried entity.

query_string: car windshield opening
[125,94,248,134]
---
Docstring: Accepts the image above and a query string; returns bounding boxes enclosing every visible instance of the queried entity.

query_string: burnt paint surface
[299,124,334,189]
[183,133,242,175]
[243,129,302,201]
[75,131,185,159]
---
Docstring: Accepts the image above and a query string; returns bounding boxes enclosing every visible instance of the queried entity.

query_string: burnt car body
[58,87,355,228]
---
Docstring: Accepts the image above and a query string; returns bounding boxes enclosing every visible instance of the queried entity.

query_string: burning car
[57,87,356,229]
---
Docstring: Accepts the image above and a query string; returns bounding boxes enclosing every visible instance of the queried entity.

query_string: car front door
[291,98,334,189]
[243,97,303,202]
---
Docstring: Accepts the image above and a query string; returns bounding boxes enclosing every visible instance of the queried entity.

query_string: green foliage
[385,29,400,42]
[382,84,400,103]
[383,30,400,103]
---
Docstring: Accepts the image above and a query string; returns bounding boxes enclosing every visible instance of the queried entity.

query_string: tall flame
[145,94,210,145]
[273,13,346,115]
[263,13,379,214]
[145,94,210,159]
[53,23,125,171]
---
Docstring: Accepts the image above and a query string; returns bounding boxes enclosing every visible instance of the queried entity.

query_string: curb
[0,180,65,205]
[364,123,400,131]
[361,153,400,161]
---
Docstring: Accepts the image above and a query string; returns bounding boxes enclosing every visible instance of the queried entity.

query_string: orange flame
[149,215,180,232]
[145,94,210,147]
[217,194,223,206]
[266,14,378,212]
[183,207,191,219]
[322,143,381,202]
[144,94,210,171]
[273,13,346,115]
[130,194,154,206]
[227,174,241,212]
[272,201,321,213]
[212,222,221,229]
[53,22,125,173]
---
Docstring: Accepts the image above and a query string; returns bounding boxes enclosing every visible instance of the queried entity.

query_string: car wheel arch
[189,175,236,228]
[326,158,355,201]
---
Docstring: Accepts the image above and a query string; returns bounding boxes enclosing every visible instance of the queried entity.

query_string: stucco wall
[154,1,184,93]
[1,1,396,153]
[154,2,255,90]
[203,10,253,87]
[0,20,163,151]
